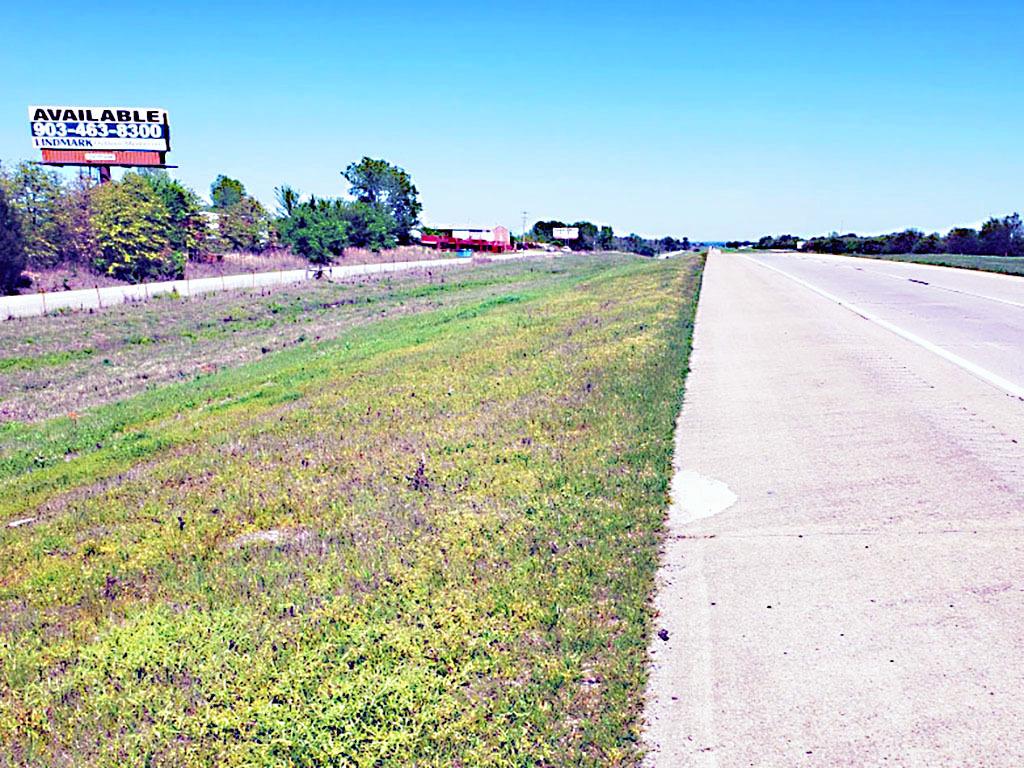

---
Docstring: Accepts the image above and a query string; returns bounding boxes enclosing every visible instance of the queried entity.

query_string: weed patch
[0,254,704,766]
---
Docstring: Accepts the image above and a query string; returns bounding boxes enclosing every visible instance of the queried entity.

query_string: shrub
[0,183,27,294]
[275,199,349,264]
[340,201,397,251]
[216,197,270,253]
[276,198,397,263]
[1,161,68,268]
[91,175,184,282]
[137,171,208,260]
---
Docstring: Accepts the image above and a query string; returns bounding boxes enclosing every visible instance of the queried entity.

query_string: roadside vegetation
[0,253,704,766]
[0,157,696,295]
[0,157,423,293]
[525,221,691,257]
[735,213,1024,274]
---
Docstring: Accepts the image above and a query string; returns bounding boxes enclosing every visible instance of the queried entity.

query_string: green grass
[0,261,628,424]
[0,348,95,373]
[0,254,704,767]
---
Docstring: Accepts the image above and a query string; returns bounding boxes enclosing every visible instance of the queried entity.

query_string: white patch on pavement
[673,470,737,524]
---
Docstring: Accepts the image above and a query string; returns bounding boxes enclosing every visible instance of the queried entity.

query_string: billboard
[552,227,579,240]
[39,149,165,166]
[29,105,170,153]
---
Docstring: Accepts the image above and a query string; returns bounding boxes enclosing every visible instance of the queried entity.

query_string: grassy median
[838,251,1024,276]
[0,253,703,767]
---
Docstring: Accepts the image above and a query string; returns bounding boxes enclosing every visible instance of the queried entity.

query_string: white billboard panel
[552,227,579,240]
[28,105,170,152]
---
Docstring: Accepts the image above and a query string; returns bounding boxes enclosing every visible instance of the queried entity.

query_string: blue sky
[2,0,1021,240]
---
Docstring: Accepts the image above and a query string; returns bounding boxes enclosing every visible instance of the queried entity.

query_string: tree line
[0,153,696,296]
[528,220,691,256]
[746,214,1023,257]
[0,156,422,293]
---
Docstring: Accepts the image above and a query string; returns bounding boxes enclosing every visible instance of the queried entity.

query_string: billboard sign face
[29,106,170,152]
[552,227,579,240]
[40,149,164,167]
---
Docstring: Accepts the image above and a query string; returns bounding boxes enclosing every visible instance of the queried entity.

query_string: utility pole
[521,211,528,250]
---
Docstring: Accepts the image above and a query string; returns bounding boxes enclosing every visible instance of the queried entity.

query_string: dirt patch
[229,527,314,549]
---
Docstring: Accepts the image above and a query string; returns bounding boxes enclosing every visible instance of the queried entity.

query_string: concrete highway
[644,251,1024,766]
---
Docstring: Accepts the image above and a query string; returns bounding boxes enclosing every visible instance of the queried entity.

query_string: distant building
[421,225,511,253]
[198,210,221,232]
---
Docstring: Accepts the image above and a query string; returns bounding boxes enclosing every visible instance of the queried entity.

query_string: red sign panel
[40,149,164,166]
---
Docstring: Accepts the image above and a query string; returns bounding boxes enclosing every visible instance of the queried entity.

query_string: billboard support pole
[98,166,112,184]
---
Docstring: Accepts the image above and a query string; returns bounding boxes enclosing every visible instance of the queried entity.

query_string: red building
[420,225,511,253]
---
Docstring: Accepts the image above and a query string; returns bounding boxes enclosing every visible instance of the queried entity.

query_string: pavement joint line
[742,254,1024,400]
[706,528,1024,539]
[907,280,1024,310]
[794,251,1024,281]
[796,254,1024,309]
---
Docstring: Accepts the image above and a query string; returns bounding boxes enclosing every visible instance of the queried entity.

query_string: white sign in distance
[552,227,579,240]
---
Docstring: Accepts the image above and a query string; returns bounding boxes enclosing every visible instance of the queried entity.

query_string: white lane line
[790,255,1024,309]
[742,255,1024,400]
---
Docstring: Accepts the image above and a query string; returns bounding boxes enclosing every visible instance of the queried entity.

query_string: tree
[210,175,245,209]
[91,174,183,282]
[217,196,270,252]
[569,221,599,251]
[819,234,853,254]
[274,185,301,217]
[138,171,207,259]
[754,234,802,250]
[276,198,397,263]
[945,227,979,255]
[275,198,349,264]
[884,229,922,254]
[2,161,68,267]
[530,220,566,242]
[912,232,945,254]
[57,176,97,265]
[979,214,1023,257]
[659,236,691,254]
[342,157,421,243]
[340,202,397,251]
[0,184,27,294]
[597,225,614,250]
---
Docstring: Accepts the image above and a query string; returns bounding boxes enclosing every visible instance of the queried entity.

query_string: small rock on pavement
[658,629,670,641]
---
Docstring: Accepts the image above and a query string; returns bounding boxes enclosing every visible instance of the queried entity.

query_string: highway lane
[643,251,1024,766]
[746,251,1024,393]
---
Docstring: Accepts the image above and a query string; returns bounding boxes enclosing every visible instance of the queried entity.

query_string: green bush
[0,183,27,294]
[276,198,396,263]
[1,161,68,268]
[216,197,270,253]
[91,175,185,282]
[274,198,349,264]
[136,171,208,260]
